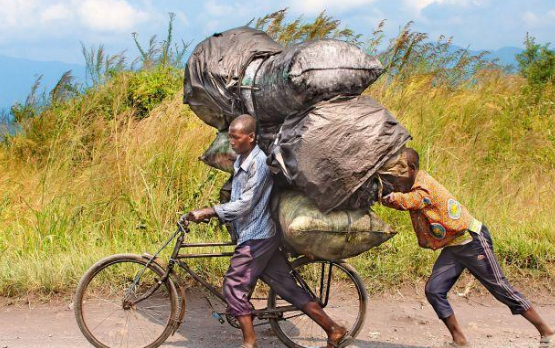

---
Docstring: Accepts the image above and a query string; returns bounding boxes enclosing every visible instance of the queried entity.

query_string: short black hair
[403,147,420,169]
[229,114,256,134]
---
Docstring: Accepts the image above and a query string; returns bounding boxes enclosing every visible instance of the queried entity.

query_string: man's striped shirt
[213,145,276,245]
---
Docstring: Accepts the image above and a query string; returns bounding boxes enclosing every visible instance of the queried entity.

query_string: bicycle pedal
[212,311,225,324]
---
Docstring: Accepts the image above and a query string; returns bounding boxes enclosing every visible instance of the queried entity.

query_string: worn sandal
[540,334,554,348]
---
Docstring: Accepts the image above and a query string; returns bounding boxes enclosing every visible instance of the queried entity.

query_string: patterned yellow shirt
[386,170,482,249]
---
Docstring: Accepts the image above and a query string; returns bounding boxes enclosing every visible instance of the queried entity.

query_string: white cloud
[522,11,538,26]
[522,10,555,29]
[174,10,189,27]
[78,0,149,32]
[40,3,72,23]
[407,0,439,13]
[0,0,152,33]
[289,0,378,15]
[0,0,39,29]
[205,0,234,17]
[403,0,484,16]
[203,0,257,19]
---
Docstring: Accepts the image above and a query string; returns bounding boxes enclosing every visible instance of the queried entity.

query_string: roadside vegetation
[0,11,554,297]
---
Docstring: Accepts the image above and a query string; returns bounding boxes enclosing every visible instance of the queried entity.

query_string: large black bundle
[268,95,411,213]
[248,39,384,126]
[183,27,282,130]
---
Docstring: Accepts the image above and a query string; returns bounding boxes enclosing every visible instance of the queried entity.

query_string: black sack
[183,27,282,130]
[268,95,411,213]
[249,39,384,126]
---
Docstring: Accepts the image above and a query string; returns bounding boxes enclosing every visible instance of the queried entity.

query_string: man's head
[228,114,257,155]
[388,147,420,193]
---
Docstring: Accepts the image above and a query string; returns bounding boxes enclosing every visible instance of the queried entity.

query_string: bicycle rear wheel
[74,254,179,348]
[268,257,367,348]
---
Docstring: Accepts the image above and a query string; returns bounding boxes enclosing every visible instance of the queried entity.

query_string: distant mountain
[486,46,523,69]
[450,46,523,70]
[0,54,87,114]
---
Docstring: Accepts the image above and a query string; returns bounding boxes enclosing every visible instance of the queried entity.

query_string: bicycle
[74,220,368,348]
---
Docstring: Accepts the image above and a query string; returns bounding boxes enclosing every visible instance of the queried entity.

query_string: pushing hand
[381,194,394,206]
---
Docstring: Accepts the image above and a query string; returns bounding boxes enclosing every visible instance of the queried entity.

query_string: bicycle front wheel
[268,257,367,348]
[74,254,179,348]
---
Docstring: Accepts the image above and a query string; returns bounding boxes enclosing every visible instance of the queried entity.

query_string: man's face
[228,125,255,155]
[387,165,417,193]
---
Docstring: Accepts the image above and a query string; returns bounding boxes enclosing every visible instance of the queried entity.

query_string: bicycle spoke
[135,306,167,325]
[282,312,305,320]
[269,259,366,348]
[90,306,121,332]
[76,256,176,348]
[90,294,121,307]
[141,304,171,309]
[132,310,149,344]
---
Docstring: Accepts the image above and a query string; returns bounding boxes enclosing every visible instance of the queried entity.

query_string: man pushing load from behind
[381,147,554,348]
[183,114,350,348]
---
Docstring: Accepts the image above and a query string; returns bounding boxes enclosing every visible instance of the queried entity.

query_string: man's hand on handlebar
[180,207,217,224]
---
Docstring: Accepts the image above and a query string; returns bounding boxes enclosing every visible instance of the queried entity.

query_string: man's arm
[184,162,270,224]
[382,187,432,211]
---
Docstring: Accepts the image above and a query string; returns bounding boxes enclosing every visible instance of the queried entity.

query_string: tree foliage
[516,33,555,85]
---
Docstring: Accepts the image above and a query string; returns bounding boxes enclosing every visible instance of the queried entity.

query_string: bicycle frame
[130,221,333,325]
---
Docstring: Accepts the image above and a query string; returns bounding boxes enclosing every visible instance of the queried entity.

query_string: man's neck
[239,146,255,164]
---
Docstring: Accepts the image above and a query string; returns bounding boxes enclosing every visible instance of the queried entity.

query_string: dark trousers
[425,225,531,319]
[223,235,313,317]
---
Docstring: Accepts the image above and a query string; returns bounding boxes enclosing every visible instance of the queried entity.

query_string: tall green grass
[1,12,554,297]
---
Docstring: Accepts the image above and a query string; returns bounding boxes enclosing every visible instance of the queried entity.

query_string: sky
[0,0,554,65]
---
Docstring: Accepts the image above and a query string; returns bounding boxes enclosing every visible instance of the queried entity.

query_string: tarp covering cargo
[269,95,412,213]
[200,131,237,173]
[183,27,282,130]
[249,39,384,126]
[278,191,396,260]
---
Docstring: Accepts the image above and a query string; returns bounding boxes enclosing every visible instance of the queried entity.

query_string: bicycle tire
[74,254,179,348]
[268,257,367,348]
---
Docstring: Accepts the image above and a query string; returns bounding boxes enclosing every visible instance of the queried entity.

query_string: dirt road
[1,287,553,348]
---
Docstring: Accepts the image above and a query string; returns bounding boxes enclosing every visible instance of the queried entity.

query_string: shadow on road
[349,339,428,348]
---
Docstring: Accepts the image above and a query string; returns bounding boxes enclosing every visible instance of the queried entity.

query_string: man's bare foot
[540,333,554,348]
[326,326,348,348]
[239,342,259,348]
[431,341,471,348]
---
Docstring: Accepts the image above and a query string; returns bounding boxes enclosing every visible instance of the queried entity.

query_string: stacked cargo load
[184,26,411,259]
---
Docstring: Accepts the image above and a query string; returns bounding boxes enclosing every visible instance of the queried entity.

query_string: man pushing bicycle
[184,114,349,348]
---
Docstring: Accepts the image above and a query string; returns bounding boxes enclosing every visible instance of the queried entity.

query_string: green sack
[200,131,237,173]
[278,191,396,261]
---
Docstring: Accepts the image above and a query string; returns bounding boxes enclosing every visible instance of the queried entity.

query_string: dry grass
[0,59,554,298]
